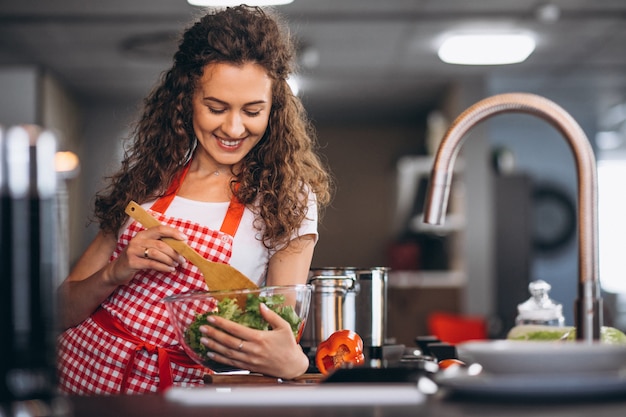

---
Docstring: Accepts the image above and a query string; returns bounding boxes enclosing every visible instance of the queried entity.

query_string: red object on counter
[427,311,487,344]
[315,330,365,375]
[437,358,466,370]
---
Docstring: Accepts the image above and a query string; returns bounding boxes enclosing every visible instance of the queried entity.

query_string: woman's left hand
[198,303,309,380]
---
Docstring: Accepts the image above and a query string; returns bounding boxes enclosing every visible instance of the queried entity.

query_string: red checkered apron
[57,163,245,394]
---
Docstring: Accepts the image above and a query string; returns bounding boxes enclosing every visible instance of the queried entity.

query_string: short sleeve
[297,188,319,243]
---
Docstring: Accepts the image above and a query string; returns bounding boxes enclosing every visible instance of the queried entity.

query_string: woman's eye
[209,107,226,115]
[245,110,261,117]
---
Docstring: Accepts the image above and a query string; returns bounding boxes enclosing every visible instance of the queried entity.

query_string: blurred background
[1,0,625,342]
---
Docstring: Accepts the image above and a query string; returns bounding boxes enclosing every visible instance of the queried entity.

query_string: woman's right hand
[107,225,188,286]
[59,225,188,329]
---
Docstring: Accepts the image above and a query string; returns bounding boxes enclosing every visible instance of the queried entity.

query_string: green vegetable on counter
[507,324,626,344]
[184,294,302,358]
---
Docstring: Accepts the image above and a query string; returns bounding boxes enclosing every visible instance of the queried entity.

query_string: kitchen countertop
[66,385,626,417]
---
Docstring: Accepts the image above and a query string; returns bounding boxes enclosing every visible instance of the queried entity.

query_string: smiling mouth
[218,137,243,148]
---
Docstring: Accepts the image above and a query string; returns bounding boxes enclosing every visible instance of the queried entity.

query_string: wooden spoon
[125,200,258,291]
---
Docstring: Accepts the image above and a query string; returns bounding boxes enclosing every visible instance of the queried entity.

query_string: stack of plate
[435,340,626,398]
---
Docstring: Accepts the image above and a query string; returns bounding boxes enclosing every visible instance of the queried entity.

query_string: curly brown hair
[93,5,332,250]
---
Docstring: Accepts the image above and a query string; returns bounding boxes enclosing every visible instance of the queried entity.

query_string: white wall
[75,100,136,257]
[0,67,38,126]
[311,122,425,268]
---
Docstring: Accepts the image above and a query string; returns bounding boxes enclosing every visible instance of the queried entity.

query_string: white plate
[165,384,425,406]
[456,340,626,375]
[436,371,626,398]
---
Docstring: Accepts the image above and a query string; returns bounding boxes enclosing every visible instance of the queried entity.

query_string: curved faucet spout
[423,92,601,342]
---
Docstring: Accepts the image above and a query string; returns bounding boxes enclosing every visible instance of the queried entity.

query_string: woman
[57,5,332,395]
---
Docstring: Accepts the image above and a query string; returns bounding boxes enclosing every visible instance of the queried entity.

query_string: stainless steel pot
[355,267,389,348]
[301,270,357,350]
[302,267,389,350]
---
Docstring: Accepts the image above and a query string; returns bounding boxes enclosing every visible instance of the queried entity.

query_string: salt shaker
[515,280,565,326]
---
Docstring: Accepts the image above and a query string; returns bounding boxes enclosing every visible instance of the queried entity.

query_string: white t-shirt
[137,193,318,286]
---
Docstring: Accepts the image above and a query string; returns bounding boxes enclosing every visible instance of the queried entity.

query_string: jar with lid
[515,280,565,326]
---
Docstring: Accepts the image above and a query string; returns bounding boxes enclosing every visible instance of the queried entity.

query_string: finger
[151,239,186,266]
[205,350,247,370]
[133,227,187,266]
[258,303,290,332]
[199,321,261,362]
[199,334,238,355]
[201,315,257,341]
[141,248,179,272]
[199,332,250,363]
[156,224,188,242]
[138,224,188,242]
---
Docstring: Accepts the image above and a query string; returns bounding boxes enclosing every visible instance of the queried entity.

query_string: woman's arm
[58,226,188,330]
[265,233,316,286]
[58,232,121,329]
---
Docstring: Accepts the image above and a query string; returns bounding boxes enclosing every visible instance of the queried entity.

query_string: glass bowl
[163,284,312,372]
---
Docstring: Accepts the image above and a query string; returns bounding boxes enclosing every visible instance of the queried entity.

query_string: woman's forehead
[195,62,273,105]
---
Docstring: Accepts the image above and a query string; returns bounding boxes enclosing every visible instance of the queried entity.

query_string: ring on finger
[144,248,150,259]
[237,340,244,351]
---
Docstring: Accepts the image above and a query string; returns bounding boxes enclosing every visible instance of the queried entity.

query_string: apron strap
[220,184,245,236]
[149,162,244,236]
[150,163,191,214]
[92,307,204,393]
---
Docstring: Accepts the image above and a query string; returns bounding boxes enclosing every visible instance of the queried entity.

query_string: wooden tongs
[125,200,258,291]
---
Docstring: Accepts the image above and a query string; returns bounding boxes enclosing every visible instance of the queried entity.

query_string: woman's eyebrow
[203,96,267,106]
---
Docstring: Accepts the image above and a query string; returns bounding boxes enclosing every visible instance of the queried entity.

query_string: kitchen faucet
[423,93,602,342]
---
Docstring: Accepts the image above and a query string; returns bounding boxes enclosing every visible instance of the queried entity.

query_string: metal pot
[355,267,389,348]
[302,267,389,351]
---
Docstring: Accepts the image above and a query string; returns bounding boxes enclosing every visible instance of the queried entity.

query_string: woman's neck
[177,157,236,202]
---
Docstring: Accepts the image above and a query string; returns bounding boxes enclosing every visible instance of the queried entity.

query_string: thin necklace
[212,167,230,176]
[212,170,221,176]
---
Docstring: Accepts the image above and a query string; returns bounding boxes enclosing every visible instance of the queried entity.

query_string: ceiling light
[438,33,536,65]
[536,3,561,23]
[187,0,294,6]
[55,151,80,174]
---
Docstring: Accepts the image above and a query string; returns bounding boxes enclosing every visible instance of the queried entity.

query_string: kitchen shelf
[393,153,467,276]
[394,155,465,236]
[388,270,466,289]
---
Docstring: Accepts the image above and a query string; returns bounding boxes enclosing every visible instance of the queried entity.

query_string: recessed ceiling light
[536,3,561,23]
[187,0,294,6]
[438,33,536,65]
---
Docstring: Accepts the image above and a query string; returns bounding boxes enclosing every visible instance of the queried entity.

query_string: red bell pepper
[315,329,365,375]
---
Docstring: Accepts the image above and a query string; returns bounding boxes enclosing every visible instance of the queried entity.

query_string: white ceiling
[1,0,625,123]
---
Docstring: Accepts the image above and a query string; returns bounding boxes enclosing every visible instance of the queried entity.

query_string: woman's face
[192,62,272,168]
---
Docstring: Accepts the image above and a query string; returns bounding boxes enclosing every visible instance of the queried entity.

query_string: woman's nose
[222,112,246,138]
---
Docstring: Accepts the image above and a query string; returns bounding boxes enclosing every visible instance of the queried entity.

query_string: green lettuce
[184,294,302,358]
[507,325,626,344]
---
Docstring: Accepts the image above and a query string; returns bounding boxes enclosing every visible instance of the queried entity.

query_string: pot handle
[308,275,357,291]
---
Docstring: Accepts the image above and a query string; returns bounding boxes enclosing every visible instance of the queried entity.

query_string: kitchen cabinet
[492,173,533,336]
